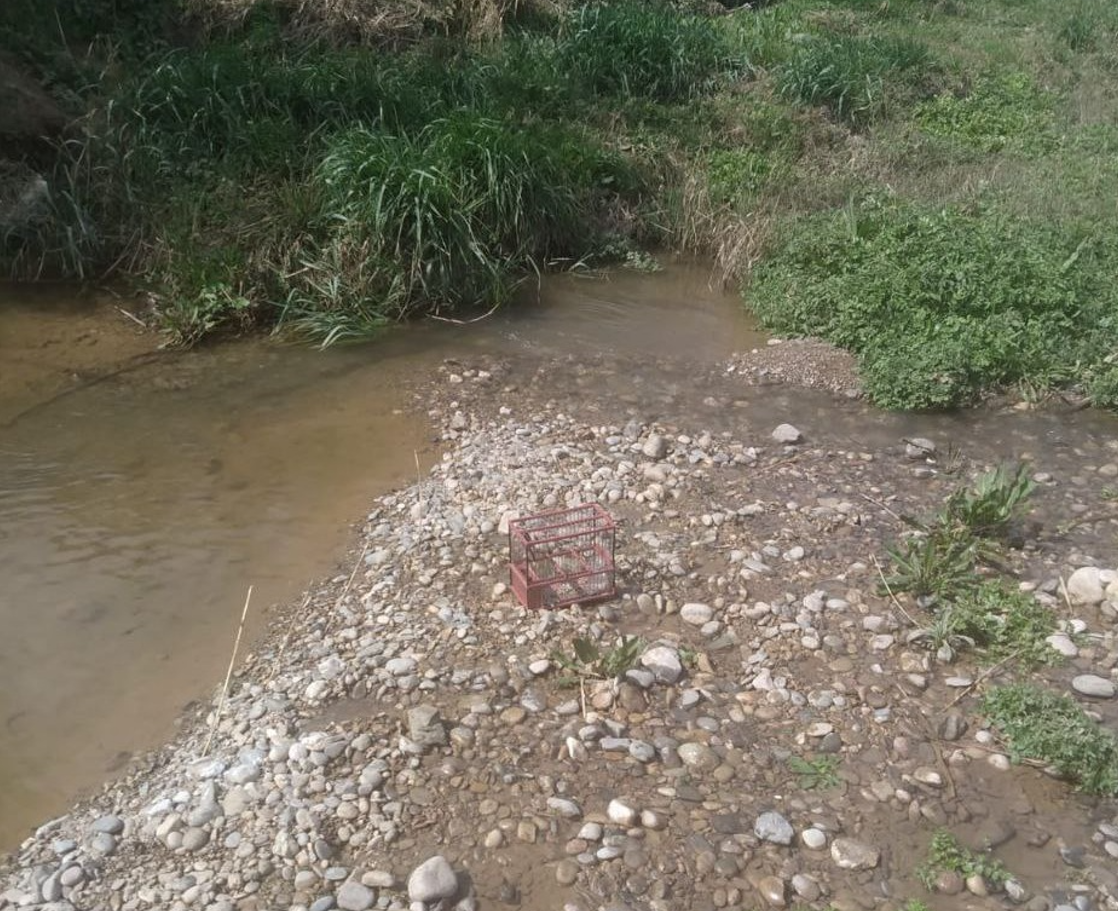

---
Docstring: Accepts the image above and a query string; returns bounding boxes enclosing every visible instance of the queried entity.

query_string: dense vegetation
[3,0,1117,408]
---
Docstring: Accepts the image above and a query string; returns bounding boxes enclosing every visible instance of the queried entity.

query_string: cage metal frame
[508,503,617,610]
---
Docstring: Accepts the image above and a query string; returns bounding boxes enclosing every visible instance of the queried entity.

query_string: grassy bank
[2,0,1117,408]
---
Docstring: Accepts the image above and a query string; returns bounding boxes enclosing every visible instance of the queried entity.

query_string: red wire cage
[508,504,617,610]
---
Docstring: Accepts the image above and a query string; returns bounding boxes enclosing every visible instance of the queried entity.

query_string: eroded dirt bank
[2,343,1118,911]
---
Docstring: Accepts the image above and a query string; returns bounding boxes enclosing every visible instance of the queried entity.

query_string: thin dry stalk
[203,585,253,757]
[872,554,922,629]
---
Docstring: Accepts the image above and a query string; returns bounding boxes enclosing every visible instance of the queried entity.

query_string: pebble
[830,837,880,870]
[754,812,794,846]
[677,743,719,771]
[801,828,827,849]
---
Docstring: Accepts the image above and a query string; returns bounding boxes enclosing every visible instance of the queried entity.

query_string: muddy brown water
[2,262,1118,865]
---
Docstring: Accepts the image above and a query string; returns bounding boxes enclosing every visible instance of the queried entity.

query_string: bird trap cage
[508,504,617,610]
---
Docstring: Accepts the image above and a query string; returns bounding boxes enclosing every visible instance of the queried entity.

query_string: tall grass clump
[308,113,633,315]
[776,33,937,125]
[1058,0,1118,52]
[557,1,739,101]
[748,198,1118,409]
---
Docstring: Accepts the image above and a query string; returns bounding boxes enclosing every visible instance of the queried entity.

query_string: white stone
[1067,567,1105,605]
[801,828,827,849]
[337,881,375,911]
[772,424,803,444]
[607,799,639,827]
[640,646,682,684]
[407,856,458,903]
[680,603,713,626]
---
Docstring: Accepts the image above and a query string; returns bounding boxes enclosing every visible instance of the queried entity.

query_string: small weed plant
[883,466,1058,666]
[983,684,1118,795]
[917,830,1009,890]
[941,463,1035,539]
[551,635,645,684]
[788,754,842,789]
[944,580,1058,666]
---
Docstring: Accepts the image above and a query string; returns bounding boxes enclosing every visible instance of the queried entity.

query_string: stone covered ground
[3,349,1118,911]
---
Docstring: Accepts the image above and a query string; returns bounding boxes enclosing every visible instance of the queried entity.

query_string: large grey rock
[1067,567,1105,605]
[1072,674,1116,698]
[830,837,880,870]
[640,646,682,684]
[336,881,375,911]
[754,811,794,846]
[408,855,458,903]
[407,705,448,750]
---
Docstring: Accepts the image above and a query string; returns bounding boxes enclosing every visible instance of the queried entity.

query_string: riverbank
[4,346,1117,911]
[4,0,1118,409]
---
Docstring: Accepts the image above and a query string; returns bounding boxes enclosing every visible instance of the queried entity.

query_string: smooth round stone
[681,603,714,626]
[801,828,827,849]
[1072,674,1116,698]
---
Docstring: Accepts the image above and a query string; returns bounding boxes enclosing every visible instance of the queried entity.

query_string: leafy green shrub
[983,683,1118,795]
[915,72,1056,153]
[558,1,738,101]
[776,33,936,125]
[946,580,1057,666]
[748,198,1118,409]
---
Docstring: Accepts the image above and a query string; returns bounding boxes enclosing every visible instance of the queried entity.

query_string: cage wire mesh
[508,504,616,609]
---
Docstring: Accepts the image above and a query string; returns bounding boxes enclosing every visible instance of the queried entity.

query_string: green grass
[983,683,1118,795]
[915,71,1057,153]
[748,197,1118,409]
[558,1,741,102]
[777,33,938,126]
